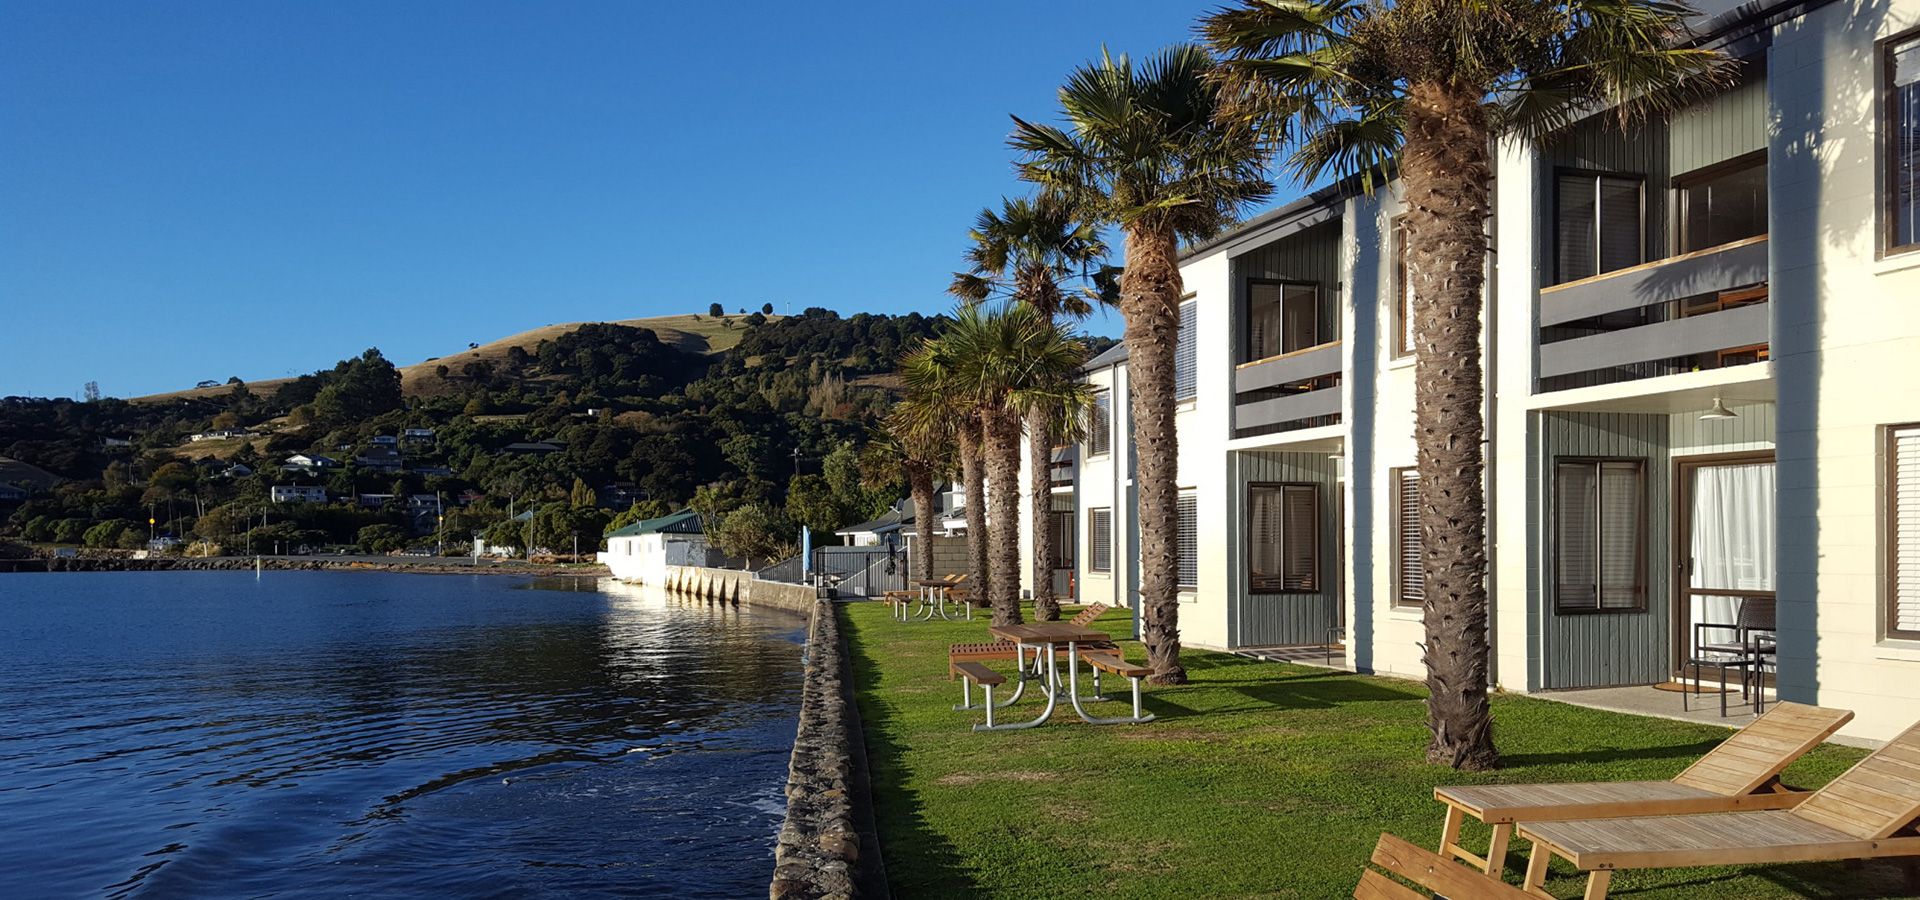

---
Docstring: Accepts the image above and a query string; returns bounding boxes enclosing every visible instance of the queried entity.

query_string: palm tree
[881,401,954,583]
[909,304,1091,625]
[951,196,1108,621]
[1012,46,1272,681]
[898,341,991,603]
[1203,0,1730,770]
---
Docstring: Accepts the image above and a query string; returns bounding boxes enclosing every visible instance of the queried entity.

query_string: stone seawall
[769,599,887,899]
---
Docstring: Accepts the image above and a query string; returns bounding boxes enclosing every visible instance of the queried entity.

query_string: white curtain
[1688,462,1775,635]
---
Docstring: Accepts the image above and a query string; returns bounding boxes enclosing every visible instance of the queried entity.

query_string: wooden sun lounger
[1516,719,1920,899]
[1433,701,1852,878]
[1354,833,1533,900]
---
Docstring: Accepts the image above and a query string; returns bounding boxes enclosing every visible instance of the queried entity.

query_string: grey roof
[837,506,909,536]
[1084,342,1129,372]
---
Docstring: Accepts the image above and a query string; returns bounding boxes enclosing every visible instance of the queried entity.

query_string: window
[1890,425,1920,638]
[1391,218,1414,359]
[1554,459,1647,612]
[1891,34,1920,252]
[1392,469,1424,607]
[1088,391,1111,456]
[1248,483,1318,593]
[1244,281,1319,362]
[1556,172,1644,283]
[1676,153,1767,253]
[1175,299,1198,400]
[1177,491,1198,589]
[1089,508,1113,573]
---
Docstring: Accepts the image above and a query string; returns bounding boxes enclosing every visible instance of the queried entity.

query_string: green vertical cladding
[1669,70,1769,177]
[1237,219,1344,343]
[1538,411,1672,689]
[1234,450,1342,647]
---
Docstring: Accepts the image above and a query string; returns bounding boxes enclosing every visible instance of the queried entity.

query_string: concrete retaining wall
[769,599,887,899]
[662,565,818,614]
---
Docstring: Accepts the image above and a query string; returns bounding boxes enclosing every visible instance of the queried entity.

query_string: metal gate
[811,546,906,598]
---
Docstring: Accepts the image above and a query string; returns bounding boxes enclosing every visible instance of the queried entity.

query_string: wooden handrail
[1540,234,1768,295]
[1234,340,1343,370]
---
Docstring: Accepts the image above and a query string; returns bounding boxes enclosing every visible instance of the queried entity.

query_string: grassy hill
[135,312,775,403]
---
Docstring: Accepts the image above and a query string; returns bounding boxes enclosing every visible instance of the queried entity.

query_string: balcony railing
[1538,236,1770,391]
[1235,341,1342,435]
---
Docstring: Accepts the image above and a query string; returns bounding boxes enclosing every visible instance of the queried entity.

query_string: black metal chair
[1684,597,1776,716]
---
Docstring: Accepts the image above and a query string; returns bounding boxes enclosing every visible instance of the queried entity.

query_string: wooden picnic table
[971,622,1152,731]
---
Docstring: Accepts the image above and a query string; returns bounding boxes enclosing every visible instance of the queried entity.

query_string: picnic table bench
[953,620,1155,732]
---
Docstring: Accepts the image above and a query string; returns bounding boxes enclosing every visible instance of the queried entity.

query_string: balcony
[1235,341,1342,437]
[1538,236,1770,393]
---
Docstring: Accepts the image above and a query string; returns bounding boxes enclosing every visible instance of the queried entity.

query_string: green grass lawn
[844,601,1916,899]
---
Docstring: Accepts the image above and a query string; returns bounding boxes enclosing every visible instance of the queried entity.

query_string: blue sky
[1,2,1295,399]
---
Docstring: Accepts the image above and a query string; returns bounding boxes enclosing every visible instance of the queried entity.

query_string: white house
[271,485,328,504]
[1020,0,1920,744]
[600,509,709,584]
[190,429,252,442]
[283,454,339,472]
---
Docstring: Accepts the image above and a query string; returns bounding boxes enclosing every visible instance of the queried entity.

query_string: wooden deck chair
[1516,719,1920,899]
[1432,702,1851,878]
[1354,833,1533,900]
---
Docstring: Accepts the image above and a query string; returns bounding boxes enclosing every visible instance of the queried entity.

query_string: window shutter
[1175,301,1197,400]
[1395,470,1425,606]
[1177,492,1198,588]
[1598,461,1644,609]
[1597,176,1644,275]
[1282,485,1317,592]
[1556,174,1597,282]
[1556,462,1600,610]
[1894,427,1920,636]
[1247,486,1283,592]
[1089,392,1111,456]
[1089,508,1112,573]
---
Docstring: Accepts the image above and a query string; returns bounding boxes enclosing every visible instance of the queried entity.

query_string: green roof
[606,508,703,538]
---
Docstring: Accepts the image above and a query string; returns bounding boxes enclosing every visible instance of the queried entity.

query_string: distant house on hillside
[403,428,436,443]
[101,437,133,450]
[271,485,327,504]
[369,435,399,447]
[500,441,562,455]
[190,429,252,442]
[283,454,339,473]
[353,447,402,471]
[601,509,707,584]
[357,494,395,509]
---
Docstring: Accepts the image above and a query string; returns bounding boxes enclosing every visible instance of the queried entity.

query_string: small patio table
[971,622,1155,732]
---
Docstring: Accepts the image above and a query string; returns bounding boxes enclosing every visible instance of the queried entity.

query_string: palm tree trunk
[983,405,1025,626]
[958,416,991,609]
[1027,405,1060,621]
[908,464,937,583]
[1122,226,1186,685]
[1403,81,1499,771]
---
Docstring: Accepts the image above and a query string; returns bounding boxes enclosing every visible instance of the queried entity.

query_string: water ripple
[0,572,805,898]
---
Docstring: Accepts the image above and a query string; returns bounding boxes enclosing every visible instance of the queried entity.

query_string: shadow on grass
[1498,739,1722,769]
[1141,670,1426,719]
[840,609,988,900]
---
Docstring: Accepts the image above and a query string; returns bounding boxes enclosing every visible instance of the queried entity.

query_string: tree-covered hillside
[0,308,980,557]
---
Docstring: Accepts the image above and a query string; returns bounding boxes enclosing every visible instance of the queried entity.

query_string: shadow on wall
[1769,0,1884,708]
[1347,193,1385,676]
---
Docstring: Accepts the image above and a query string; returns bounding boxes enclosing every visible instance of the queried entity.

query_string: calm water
[0,572,808,898]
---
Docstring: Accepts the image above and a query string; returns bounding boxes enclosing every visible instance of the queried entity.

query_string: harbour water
[0,571,807,898]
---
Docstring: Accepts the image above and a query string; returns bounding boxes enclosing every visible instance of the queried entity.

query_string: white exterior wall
[1347,187,1433,680]
[1771,0,1920,742]
[1491,138,1546,692]
[1180,251,1236,650]
[1074,363,1127,614]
